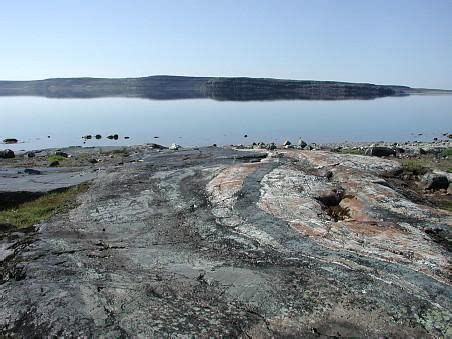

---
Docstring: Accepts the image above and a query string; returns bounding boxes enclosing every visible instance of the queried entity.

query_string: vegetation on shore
[0,184,88,229]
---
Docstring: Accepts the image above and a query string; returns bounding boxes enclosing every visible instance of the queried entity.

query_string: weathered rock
[298,138,307,148]
[266,142,277,150]
[2,138,18,144]
[169,143,181,150]
[0,149,15,159]
[24,168,42,175]
[146,143,166,150]
[0,147,450,337]
[421,171,450,190]
[365,145,396,157]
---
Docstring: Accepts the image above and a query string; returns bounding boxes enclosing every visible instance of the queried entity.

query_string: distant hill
[0,76,450,101]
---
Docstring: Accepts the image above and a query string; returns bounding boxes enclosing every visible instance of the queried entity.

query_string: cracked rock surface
[0,146,451,337]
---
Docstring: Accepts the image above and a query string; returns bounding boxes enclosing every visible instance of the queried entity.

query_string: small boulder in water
[3,138,18,144]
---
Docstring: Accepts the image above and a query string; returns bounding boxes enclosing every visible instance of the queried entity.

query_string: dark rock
[26,152,36,158]
[107,135,114,139]
[298,138,307,148]
[55,151,69,158]
[113,134,119,140]
[124,136,130,139]
[283,140,291,146]
[433,137,438,141]
[244,134,248,138]
[3,138,18,144]
[95,134,102,139]
[448,134,452,139]
[419,148,427,155]
[421,172,449,190]
[24,168,42,175]
[267,142,277,150]
[212,144,217,147]
[49,161,60,167]
[89,159,98,164]
[84,135,92,140]
[47,135,51,138]
[147,143,166,150]
[365,146,396,157]
[0,149,15,159]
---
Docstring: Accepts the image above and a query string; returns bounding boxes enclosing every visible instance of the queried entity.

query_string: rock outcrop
[0,146,450,337]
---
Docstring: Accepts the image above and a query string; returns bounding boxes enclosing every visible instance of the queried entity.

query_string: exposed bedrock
[0,147,451,337]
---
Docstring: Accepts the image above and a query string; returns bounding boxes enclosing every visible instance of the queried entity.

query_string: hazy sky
[1,0,451,88]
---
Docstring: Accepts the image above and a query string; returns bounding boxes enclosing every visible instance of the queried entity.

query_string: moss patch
[0,184,88,229]
[48,155,67,163]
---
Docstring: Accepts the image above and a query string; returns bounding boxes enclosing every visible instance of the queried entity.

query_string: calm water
[1,95,451,151]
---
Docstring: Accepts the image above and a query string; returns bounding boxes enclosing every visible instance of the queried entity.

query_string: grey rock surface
[0,146,450,337]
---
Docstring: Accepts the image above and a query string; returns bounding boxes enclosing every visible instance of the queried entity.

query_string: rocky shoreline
[0,140,451,337]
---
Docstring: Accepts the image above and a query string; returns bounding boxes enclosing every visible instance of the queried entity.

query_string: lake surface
[1,95,451,151]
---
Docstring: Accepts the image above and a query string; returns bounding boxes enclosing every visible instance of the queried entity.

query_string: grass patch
[0,184,88,229]
[438,199,452,213]
[48,155,67,163]
[334,148,366,155]
[400,156,452,175]
[441,148,452,157]
[400,159,429,175]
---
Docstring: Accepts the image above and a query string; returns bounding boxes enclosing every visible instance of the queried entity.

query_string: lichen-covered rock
[0,149,15,159]
[421,171,450,190]
[365,145,396,157]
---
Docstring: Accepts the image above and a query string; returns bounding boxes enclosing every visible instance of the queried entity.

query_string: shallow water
[0,95,451,151]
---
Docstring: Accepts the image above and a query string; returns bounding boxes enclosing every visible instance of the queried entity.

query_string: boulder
[26,152,36,158]
[365,146,396,157]
[49,161,60,167]
[113,134,119,140]
[83,135,92,139]
[267,143,277,150]
[55,151,69,158]
[298,138,307,148]
[95,134,102,139]
[3,138,18,144]
[24,168,42,175]
[421,171,449,190]
[283,140,291,146]
[169,143,181,151]
[147,143,166,150]
[0,149,15,159]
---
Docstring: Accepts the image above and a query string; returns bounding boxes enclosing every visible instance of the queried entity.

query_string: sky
[0,0,451,88]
